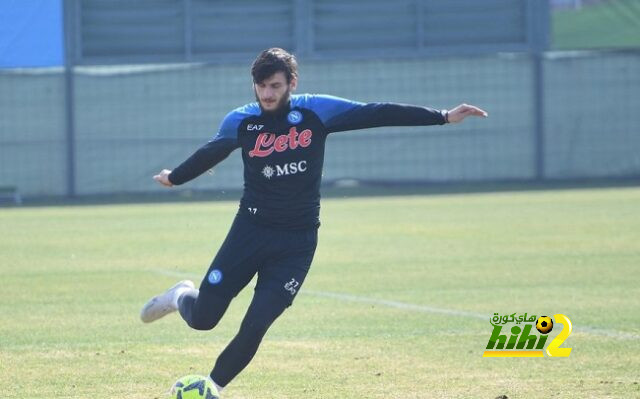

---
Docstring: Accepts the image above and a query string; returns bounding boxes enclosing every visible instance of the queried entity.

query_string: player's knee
[239,304,286,338]
[186,316,220,331]
[233,320,269,348]
[185,308,223,331]
[182,291,230,331]
[242,318,270,337]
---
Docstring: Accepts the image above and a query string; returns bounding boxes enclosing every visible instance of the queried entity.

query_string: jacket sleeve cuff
[441,109,449,124]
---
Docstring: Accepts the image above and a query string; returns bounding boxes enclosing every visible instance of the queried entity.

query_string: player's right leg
[175,212,271,331]
[140,213,267,327]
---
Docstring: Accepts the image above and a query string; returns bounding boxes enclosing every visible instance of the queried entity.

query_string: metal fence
[1,49,639,197]
[1,0,638,198]
[72,0,549,64]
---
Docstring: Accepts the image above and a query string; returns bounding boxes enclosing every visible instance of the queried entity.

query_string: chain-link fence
[1,49,639,197]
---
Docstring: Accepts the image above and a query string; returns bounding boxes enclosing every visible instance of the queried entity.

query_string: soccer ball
[536,316,553,334]
[169,375,219,399]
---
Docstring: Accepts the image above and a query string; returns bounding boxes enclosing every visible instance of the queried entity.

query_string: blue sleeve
[210,110,243,143]
[308,94,447,133]
[308,94,364,125]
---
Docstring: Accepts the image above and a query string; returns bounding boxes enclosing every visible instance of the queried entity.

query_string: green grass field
[1,187,639,398]
[553,0,640,49]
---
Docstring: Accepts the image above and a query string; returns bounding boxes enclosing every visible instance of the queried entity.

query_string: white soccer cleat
[140,280,195,323]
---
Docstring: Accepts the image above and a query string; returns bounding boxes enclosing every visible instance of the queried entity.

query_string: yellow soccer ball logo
[169,375,219,399]
[536,316,553,334]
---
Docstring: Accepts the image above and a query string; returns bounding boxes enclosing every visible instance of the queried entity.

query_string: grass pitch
[553,0,640,49]
[1,186,639,398]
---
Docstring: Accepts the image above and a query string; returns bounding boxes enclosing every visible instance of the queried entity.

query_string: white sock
[207,376,224,393]
[171,287,197,308]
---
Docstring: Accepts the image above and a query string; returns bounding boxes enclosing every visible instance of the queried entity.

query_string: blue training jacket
[169,94,447,229]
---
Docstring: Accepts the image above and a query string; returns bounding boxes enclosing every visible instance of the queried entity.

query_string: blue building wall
[0,0,64,68]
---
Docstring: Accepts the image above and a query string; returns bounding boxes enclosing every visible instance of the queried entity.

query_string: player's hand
[446,104,488,123]
[153,169,174,187]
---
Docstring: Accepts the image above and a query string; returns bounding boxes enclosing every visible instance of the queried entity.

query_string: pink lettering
[298,129,312,147]
[248,128,313,158]
[249,133,276,157]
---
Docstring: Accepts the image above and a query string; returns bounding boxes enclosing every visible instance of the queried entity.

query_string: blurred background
[0,0,639,201]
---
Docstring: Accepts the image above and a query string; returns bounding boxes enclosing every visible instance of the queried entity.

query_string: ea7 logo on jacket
[249,127,313,158]
[247,124,264,131]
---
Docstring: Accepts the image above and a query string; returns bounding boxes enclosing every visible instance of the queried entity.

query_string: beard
[255,88,291,115]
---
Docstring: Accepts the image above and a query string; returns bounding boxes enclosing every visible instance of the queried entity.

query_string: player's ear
[289,76,298,92]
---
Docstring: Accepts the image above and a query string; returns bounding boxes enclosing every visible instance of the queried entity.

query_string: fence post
[184,0,193,62]
[294,0,312,57]
[529,0,550,180]
[63,0,77,197]
[532,53,545,180]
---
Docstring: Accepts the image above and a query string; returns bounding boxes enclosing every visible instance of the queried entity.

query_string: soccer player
[141,47,487,393]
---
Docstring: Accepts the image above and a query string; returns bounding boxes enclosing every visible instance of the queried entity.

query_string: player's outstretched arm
[152,138,238,188]
[313,95,487,133]
[446,103,488,123]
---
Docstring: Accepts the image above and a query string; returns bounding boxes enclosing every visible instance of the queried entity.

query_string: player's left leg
[209,288,289,389]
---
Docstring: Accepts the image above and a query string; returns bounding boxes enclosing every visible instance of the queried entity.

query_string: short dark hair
[251,48,298,84]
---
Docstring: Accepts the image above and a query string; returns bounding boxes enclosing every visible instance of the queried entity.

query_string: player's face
[254,71,297,114]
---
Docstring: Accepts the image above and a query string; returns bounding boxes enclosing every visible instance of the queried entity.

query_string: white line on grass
[302,289,486,320]
[152,268,639,340]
